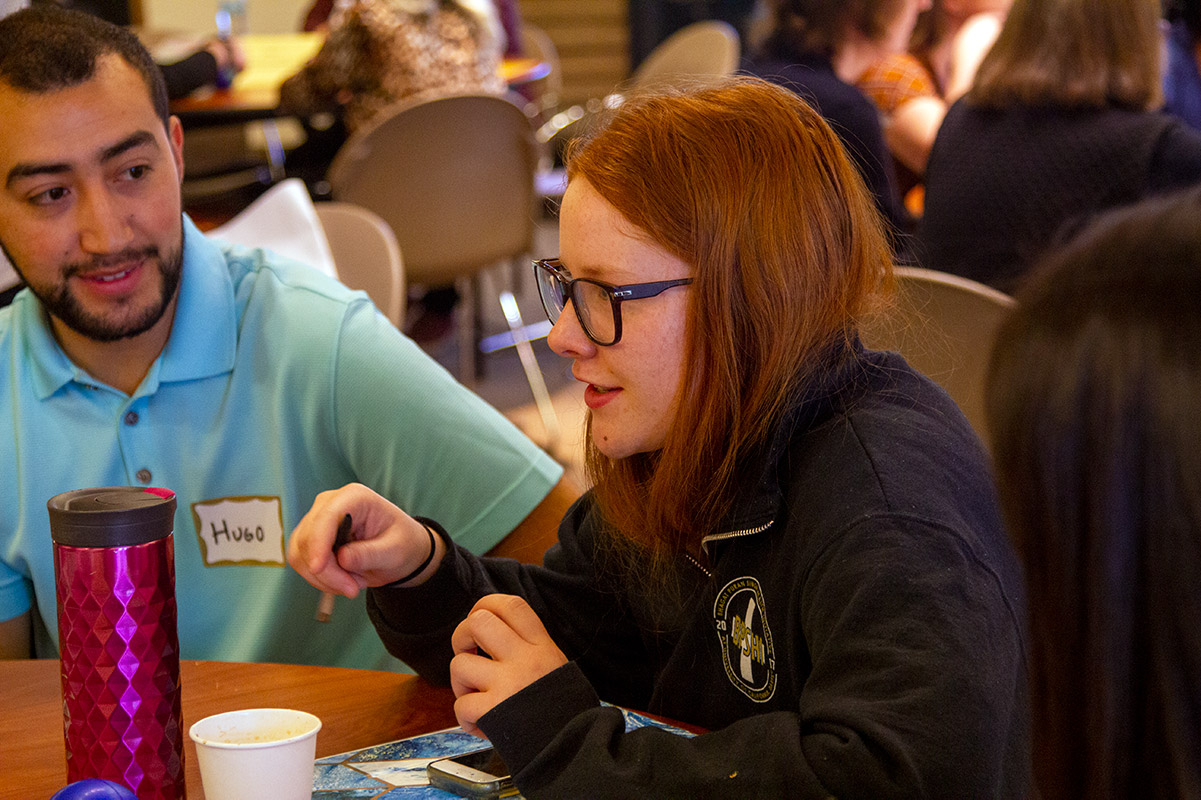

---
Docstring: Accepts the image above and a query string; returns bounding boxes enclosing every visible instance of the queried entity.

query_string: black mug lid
[48,487,177,548]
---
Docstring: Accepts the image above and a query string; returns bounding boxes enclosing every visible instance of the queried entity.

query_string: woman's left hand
[205,36,246,75]
[449,594,568,737]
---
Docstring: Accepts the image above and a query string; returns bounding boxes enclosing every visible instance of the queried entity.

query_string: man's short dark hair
[0,6,169,128]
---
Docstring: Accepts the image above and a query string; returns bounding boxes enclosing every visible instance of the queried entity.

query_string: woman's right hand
[449,594,568,737]
[287,483,445,598]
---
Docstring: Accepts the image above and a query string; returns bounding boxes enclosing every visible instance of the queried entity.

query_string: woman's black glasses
[533,258,693,346]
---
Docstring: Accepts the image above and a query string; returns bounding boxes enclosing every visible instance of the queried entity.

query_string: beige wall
[140,0,309,35]
[521,0,628,106]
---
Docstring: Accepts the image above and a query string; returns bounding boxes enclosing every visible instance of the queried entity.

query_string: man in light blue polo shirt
[0,7,575,668]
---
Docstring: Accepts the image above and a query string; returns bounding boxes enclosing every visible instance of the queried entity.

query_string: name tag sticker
[191,496,285,567]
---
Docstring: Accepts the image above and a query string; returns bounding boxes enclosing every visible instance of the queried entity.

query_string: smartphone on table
[427,747,518,799]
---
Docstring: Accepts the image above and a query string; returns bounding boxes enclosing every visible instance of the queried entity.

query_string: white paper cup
[189,708,322,800]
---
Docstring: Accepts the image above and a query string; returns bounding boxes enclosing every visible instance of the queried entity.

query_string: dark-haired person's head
[0,5,168,128]
[555,76,892,560]
[1166,0,1201,38]
[758,0,926,59]
[0,5,185,350]
[987,187,1201,800]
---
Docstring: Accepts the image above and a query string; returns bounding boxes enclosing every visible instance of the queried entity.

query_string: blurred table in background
[143,30,549,227]
[1,658,457,799]
[168,32,325,122]
[150,31,549,122]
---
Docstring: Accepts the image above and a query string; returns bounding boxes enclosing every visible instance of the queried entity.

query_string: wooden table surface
[1,658,457,799]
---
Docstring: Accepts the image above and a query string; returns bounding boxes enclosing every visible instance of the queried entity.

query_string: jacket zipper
[687,519,775,577]
[685,552,711,578]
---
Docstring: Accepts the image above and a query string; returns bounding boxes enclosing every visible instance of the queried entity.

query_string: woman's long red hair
[565,77,893,559]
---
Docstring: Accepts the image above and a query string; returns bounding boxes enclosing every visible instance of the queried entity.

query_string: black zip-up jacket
[368,345,1030,798]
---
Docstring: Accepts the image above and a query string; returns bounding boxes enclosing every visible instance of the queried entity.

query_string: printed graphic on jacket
[713,577,777,702]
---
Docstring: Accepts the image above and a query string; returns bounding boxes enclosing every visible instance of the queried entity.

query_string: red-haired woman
[289,76,1029,797]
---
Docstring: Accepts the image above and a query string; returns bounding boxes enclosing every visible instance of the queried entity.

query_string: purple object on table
[215,8,234,89]
[49,487,183,800]
[50,779,139,800]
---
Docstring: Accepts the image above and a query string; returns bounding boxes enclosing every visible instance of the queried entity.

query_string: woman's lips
[584,384,620,409]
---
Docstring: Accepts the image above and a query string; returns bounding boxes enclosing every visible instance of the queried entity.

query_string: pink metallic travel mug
[49,487,184,800]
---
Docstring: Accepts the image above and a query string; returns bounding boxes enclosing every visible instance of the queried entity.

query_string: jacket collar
[702,337,869,550]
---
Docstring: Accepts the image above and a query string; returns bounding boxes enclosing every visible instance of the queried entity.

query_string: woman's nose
[547,300,596,359]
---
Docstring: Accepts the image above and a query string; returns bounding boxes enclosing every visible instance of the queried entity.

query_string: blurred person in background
[1164,0,1201,130]
[157,35,245,99]
[281,0,508,341]
[987,186,1201,800]
[917,0,1201,292]
[302,0,523,57]
[857,0,1009,198]
[31,0,245,98]
[281,0,504,138]
[742,0,929,257]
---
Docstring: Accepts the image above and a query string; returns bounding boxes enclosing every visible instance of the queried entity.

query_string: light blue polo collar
[24,214,237,400]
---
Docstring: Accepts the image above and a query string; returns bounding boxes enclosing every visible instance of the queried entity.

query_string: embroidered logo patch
[713,577,777,703]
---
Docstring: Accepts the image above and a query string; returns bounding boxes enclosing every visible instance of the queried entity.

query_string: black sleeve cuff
[365,518,477,683]
[477,661,601,776]
[160,50,219,100]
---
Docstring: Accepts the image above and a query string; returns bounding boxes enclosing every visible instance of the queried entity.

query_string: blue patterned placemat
[312,707,694,799]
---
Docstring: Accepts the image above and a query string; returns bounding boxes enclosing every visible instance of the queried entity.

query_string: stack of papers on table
[312,707,694,798]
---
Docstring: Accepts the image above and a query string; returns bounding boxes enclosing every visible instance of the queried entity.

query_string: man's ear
[168,115,185,183]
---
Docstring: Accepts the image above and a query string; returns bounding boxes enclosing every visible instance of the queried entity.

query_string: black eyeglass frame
[533,258,693,346]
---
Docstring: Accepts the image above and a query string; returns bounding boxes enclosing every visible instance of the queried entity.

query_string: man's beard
[1,236,184,343]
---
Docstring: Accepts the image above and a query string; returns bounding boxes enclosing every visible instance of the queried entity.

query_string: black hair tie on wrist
[389,521,437,586]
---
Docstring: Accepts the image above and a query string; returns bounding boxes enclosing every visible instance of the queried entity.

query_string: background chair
[534,19,742,202]
[518,23,572,207]
[326,91,558,440]
[208,177,337,277]
[0,250,18,304]
[860,266,1015,446]
[520,23,563,125]
[630,19,741,88]
[315,202,406,329]
[327,92,537,374]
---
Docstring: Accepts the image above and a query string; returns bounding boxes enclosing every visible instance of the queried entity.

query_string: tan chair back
[520,23,562,117]
[327,92,537,287]
[861,266,1015,446]
[315,202,406,329]
[631,20,741,89]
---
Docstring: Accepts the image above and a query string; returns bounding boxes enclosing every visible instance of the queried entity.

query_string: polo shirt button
[124,411,139,426]
[136,469,152,483]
